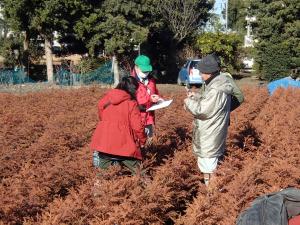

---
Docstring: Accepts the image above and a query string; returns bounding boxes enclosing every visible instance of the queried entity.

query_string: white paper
[146,99,173,112]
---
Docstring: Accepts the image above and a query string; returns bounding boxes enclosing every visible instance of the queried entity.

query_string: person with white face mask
[137,71,149,79]
[131,55,162,138]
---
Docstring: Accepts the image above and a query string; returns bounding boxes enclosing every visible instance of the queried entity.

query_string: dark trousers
[93,151,141,174]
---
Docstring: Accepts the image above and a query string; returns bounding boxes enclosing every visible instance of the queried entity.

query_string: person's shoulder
[127,99,140,111]
[210,75,233,94]
[98,92,110,105]
[148,76,157,83]
[220,72,233,79]
[211,74,231,86]
[127,98,138,105]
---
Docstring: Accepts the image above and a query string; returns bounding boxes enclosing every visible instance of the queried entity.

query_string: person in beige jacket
[184,54,233,186]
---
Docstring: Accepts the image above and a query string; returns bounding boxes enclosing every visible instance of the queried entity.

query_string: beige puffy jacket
[184,74,233,158]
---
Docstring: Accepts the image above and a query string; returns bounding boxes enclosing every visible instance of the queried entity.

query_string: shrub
[195,32,243,73]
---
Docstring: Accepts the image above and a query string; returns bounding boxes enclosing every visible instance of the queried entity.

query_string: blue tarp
[267,77,300,95]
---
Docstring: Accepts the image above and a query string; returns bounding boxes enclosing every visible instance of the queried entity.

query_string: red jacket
[90,89,146,160]
[131,69,159,125]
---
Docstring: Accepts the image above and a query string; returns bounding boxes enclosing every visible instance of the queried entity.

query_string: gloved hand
[138,104,147,112]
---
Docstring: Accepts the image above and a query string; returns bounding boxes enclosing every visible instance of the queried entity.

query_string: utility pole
[221,0,228,32]
[225,0,228,32]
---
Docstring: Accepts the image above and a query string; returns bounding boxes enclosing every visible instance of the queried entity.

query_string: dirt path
[235,75,266,87]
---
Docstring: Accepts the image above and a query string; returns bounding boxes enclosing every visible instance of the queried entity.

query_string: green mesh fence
[0,61,114,86]
[0,68,31,85]
[55,61,114,86]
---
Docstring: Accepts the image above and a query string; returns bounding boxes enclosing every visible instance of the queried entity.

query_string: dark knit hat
[198,54,220,74]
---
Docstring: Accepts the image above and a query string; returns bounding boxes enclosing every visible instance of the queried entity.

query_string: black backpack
[236,188,300,225]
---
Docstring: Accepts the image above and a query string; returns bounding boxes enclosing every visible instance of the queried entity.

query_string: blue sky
[214,0,224,14]
[212,0,226,24]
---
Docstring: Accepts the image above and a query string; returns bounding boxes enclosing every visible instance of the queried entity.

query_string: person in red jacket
[90,76,147,174]
[131,55,162,137]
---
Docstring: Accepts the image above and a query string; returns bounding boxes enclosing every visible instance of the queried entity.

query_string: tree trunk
[112,55,120,86]
[23,32,29,51]
[23,31,30,76]
[166,39,179,83]
[45,37,54,83]
[3,27,8,39]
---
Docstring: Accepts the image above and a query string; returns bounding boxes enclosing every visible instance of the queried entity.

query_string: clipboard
[146,99,173,112]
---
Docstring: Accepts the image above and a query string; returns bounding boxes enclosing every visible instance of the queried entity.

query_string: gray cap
[198,54,220,74]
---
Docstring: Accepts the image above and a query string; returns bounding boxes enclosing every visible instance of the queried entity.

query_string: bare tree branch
[159,0,202,43]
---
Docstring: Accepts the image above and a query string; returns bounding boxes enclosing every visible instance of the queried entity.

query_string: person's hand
[187,91,195,98]
[150,94,161,103]
[157,98,164,104]
[183,103,187,111]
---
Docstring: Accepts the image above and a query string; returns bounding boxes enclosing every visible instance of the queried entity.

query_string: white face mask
[138,71,149,79]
